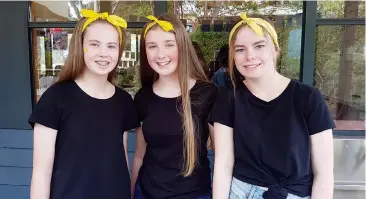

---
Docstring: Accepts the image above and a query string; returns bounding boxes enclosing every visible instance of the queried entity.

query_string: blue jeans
[229,177,311,199]
[134,182,211,199]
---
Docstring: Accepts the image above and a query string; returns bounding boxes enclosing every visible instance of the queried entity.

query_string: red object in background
[50,28,62,33]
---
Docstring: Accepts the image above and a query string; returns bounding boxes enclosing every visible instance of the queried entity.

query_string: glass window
[168,1,303,80]
[334,139,365,183]
[317,1,365,18]
[30,1,154,22]
[315,25,365,131]
[32,28,142,100]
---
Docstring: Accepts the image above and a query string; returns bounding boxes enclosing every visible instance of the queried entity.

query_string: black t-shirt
[28,81,140,199]
[134,81,217,199]
[209,80,335,198]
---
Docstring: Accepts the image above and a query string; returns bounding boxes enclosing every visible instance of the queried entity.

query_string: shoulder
[39,81,75,101]
[290,80,325,103]
[193,81,219,100]
[133,86,155,107]
[134,86,151,99]
[114,86,134,101]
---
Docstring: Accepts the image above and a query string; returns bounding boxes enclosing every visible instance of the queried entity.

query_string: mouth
[244,63,261,69]
[157,61,171,66]
[95,61,110,67]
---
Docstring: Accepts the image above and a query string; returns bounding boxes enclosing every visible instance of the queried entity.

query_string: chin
[88,66,115,77]
[151,67,177,77]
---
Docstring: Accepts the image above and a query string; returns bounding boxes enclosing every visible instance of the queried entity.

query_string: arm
[123,131,129,170]
[30,124,57,199]
[212,123,234,199]
[310,129,334,199]
[130,127,146,198]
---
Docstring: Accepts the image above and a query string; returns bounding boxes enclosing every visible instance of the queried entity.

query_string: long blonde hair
[139,13,208,177]
[56,18,126,84]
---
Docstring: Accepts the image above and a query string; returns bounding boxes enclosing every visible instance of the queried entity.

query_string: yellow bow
[80,9,127,45]
[229,13,279,49]
[144,15,174,37]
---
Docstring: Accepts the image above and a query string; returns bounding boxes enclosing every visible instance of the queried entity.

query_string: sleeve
[305,88,336,135]
[122,92,140,132]
[133,89,146,123]
[207,85,219,126]
[28,87,61,130]
[208,87,235,128]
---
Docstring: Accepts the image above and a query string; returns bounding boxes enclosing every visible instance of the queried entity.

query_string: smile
[95,61,110,66]
[244,63,261,68]
[157,61,171,66]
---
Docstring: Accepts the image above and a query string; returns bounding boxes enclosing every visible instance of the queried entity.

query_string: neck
[244,71,289,100]
[76,70,111,91]
[156,73,180,89]
[154,73,196,98]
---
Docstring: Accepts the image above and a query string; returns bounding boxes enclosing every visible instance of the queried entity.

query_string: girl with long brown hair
[131,13,217,199]
[28,9,139,199]
[210,13,334,199]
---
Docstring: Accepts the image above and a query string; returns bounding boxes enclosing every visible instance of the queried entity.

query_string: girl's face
[82,22,120,78]
[233,26,278,80]
[145,28,179,78]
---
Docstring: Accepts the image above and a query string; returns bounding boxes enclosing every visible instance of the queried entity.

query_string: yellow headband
[80,9,127,45]
[229,13,279,49]
[144,15,174,37]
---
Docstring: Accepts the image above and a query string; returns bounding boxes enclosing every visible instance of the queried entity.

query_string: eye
[256,45,265,49]
[166,43,175,48]
[147,45,156,49]
[108,45,117,49]
[235,48,244,53]
[90,43,99,47]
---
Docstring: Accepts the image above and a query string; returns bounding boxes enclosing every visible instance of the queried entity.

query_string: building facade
[0,1,364,198]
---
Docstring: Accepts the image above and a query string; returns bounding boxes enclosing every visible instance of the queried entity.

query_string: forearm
[212,159,233,199]
[311,173,334,199]
[30,171,52,199]
[130,157,144,196]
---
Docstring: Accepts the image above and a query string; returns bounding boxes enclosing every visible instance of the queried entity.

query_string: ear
[274,47,280,58]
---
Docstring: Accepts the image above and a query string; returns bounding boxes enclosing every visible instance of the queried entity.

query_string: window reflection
[315,25,365,130]
[30,1,154,22]
[168,1,303,80]
[317,1,365,19]
[32,28,142,100]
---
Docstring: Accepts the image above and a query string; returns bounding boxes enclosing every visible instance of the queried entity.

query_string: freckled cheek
[234,54,246,66]
[146,50,157,64]
[168,48,179,62]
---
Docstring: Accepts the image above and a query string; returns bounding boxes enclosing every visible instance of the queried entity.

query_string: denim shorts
[229,177,311,199]
[134,182,212,199]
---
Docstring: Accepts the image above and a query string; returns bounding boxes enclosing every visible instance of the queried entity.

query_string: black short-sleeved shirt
[134,81,217,199]
[209,80,335,198]
[28,81,140,199]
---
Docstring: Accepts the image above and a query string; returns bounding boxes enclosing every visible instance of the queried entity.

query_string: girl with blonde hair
[210,13,335,199]
[131,13,217,199]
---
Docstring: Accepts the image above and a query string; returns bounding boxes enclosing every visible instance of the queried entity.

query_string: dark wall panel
[0,1,33,129]
[0,185,30,199]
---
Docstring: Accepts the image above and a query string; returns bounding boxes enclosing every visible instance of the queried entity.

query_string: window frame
[301,1,365,138]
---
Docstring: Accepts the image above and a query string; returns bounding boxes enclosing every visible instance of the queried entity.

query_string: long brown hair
[56,18,126,84]
[139,13,208,177]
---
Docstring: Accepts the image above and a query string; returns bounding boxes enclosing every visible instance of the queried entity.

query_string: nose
[98,46,109,57]
[246,48,255,61]
[157,47,166,60]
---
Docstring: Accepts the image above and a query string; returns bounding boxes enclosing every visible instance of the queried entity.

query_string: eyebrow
[253,40,266,45]
[88,40,100,43]
[234,40,267,48]
[87,40,118,45]
[145,40,176,45]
